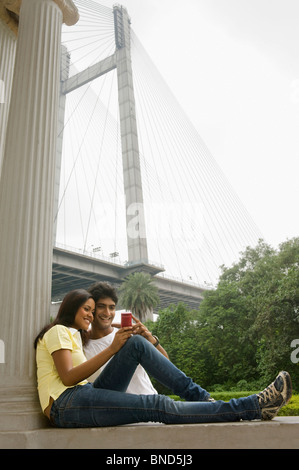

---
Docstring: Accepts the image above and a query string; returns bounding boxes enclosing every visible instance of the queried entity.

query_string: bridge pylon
[114,5,149,267]
[56,4,163,277]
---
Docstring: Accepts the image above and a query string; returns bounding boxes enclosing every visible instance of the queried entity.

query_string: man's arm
[131,316,169,359]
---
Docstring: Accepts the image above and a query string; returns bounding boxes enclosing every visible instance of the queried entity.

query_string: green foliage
[118,272,160,323]
[278,394,299,416]
[147,237,299,394]
[148,302,218,393]
[199,237,299,389]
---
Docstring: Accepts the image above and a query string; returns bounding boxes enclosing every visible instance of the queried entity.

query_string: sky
[90,0,299,249]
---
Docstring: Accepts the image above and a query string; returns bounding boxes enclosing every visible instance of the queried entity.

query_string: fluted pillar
[0,0,78,430]
[0,20,17,175]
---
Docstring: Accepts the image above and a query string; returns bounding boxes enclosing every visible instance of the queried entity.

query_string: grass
[168,392,299,416]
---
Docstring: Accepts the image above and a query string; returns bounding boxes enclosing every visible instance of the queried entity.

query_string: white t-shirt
[84,328,157,395]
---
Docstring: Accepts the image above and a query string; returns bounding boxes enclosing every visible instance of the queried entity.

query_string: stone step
[0,417,298,449]
[0,387,49,431]
[0,403,49,431]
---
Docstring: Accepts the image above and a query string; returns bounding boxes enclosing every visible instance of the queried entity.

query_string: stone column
[0,19,17,175]
[53,44,70,244]
[0,0,78,430]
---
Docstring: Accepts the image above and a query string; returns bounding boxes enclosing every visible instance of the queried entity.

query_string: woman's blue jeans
[50,335,261,427]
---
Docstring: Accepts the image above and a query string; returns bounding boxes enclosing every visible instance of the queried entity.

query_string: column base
[0,386,49,431]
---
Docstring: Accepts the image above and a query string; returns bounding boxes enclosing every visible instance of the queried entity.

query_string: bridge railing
[54,242,213,290]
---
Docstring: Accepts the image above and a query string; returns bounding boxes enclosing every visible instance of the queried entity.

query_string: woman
[34,289,292,428]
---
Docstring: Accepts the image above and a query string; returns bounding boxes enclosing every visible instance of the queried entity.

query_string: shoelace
[258,382,278,405]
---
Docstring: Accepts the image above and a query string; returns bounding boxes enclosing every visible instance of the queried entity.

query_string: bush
[277,395,299,416]
[208,378,266,393]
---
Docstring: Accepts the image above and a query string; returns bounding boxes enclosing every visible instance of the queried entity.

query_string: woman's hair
[34,289,93,349]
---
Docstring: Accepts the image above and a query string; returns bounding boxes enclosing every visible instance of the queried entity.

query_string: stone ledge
[0,417,298,449]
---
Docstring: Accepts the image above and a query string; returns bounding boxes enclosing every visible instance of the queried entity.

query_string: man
[84,281,168,394]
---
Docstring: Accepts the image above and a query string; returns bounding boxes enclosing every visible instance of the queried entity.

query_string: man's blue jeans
[50,335,261,427]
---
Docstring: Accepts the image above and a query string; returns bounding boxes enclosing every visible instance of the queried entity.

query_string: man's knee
[127,334,148,350]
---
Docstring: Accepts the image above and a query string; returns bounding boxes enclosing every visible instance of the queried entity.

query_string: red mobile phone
[121,312,132,327]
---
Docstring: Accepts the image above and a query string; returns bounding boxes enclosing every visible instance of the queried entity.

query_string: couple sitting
[34,281,292,428]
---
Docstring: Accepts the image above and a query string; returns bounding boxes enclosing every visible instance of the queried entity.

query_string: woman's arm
[52,327,132,386]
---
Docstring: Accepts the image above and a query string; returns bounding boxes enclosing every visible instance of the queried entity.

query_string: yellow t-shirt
[36,324,88,412]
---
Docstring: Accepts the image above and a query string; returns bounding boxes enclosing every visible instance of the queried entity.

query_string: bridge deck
[51,246,206,310]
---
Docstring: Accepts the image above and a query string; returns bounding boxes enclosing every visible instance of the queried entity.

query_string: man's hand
[131,315,153,341]
[131,315,169,359]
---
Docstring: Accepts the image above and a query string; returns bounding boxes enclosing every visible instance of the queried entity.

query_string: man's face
[92,296,116,331]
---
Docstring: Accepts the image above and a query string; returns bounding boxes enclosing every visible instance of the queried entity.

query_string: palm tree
[118,272,160,322]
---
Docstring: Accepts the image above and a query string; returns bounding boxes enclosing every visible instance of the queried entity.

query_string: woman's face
[73,298,95,330]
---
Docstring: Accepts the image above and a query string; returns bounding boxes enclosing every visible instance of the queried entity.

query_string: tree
[118,272,160,322]
[251,238,299,382]
[128,238,298,392]
[199,237,299,388]
[149,303,217,393]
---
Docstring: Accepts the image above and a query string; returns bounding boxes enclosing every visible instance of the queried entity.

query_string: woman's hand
[109,326,133,354]
[52,328,133,386]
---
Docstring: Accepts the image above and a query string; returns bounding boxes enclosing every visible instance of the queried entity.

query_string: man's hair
[87,281,118,304]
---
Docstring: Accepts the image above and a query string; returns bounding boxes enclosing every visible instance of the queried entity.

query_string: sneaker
[257,371,292,420]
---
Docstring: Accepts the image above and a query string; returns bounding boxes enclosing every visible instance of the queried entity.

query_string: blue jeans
[50,335,261,427]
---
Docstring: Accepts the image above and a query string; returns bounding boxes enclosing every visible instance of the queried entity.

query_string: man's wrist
[151,335,160,347]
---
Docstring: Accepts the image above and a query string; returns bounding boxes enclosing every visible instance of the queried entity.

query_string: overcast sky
[92,0,299,249]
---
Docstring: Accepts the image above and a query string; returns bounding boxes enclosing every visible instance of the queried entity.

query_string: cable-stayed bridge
[52,244,207,311]
[52,0,262,310]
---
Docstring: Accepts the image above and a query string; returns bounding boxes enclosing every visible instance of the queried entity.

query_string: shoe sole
[280,371,292,406]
